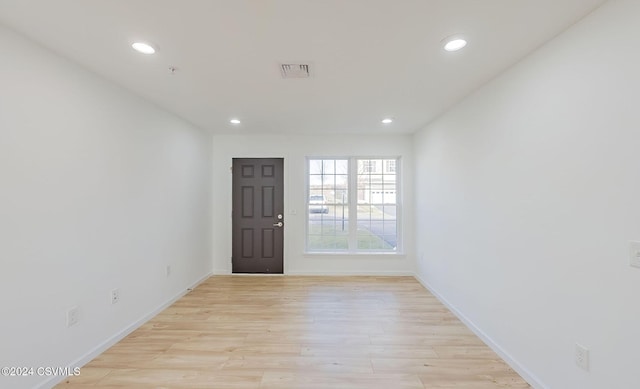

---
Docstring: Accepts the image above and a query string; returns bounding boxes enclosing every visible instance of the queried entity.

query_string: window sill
[303,251,405,258]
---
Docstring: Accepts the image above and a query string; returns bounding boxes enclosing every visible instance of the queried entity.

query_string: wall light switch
[629,241,640,268]
[67,306,79,327]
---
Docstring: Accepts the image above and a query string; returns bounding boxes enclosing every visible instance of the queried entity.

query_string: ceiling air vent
[280,63,311,78]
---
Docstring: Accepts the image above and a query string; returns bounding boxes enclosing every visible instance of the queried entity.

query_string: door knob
[273,222,283,227]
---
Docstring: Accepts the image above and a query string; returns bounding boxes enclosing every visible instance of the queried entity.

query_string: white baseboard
[286,270,415,276]
[38,272,212,389]
[211,270,414,276]
[412,273,548,389]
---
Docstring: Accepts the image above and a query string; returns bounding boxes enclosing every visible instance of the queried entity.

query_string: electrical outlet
[166,265,171,277]
[67,306,79,327]
[111,288,120,305]
[629,241,640,268]
[575,343,589,371]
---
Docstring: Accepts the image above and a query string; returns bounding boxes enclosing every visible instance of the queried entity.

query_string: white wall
[414,1,640,388]
[211,134,414,275]
[0,25,212,389]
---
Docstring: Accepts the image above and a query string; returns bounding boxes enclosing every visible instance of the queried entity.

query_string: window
[307,159,349,250]
[307,157,400,253]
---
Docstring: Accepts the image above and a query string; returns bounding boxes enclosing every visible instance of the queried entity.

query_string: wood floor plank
[97,368,262,389]
[56,276,530,388]
[260,372,424,389]
[55,367,111,386]
[223,355,374,374]
[301,345,439,359]
[433,346,504,360]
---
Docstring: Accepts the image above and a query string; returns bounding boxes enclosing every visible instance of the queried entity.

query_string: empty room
[1,0,639,388]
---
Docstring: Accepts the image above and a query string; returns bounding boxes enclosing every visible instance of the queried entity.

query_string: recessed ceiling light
[381,118,394,124]
[230,119,241,125]
[443,38,467,52]
[131,42,156,55]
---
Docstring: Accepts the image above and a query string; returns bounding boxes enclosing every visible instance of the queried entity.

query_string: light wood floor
[56,276,530,388]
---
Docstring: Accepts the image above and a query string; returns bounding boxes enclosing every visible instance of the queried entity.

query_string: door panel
[232,158,284,273]
[262,186,274,217]
[241,187,254,217]
[262,229,274,258]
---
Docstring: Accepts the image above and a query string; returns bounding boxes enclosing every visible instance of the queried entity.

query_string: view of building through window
[307,158,398,252]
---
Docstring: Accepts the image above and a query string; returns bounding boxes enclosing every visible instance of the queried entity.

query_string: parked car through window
[308,195,329,213]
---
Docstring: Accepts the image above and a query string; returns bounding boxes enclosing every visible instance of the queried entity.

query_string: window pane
[357,220,371,236]
[335,188,348,204]
[309,160,323,174]
[336,160,348,174]
[323,160,335,174]
[383,187,396,204]
[385,159,396,173]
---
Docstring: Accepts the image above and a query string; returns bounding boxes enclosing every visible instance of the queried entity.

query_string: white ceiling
[0,0,607,134]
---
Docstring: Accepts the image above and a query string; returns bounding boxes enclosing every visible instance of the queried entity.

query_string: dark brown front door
[232,158,284,274]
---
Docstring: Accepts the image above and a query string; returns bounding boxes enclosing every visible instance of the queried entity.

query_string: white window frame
[305,157,402,254]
